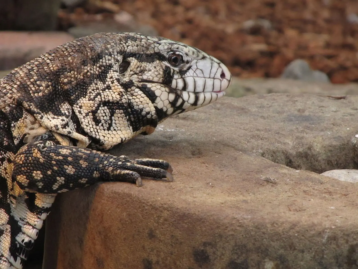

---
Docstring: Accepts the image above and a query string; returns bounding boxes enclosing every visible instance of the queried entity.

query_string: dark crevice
[259,140,358,173]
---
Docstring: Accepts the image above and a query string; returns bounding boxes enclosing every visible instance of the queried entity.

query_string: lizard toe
[165,171,174,182]
[134,158,172,172]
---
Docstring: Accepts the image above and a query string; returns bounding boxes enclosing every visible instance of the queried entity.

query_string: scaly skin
[0,32,231,268]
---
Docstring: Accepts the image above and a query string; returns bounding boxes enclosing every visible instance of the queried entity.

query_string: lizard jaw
[142,59,231,119]
[170,61,231,94]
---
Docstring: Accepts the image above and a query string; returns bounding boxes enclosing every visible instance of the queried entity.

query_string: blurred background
[1,0,358,84]
[1,0,358,268]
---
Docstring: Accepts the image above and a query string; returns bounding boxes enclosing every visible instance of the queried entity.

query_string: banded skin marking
[0,32,231,268]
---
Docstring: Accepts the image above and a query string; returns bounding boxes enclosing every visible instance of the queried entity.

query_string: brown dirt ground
[58,0,358,84]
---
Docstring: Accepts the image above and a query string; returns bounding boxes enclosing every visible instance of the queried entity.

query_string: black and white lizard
[0,32,231,268]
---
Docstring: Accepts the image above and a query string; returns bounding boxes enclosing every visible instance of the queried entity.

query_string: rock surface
[226,77,358,98]
[321,169,358,183]
[109,94,358,173]
[44,95,358,268]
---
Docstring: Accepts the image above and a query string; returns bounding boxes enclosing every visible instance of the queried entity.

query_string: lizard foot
[134,158,173,173]
[114,158,174,186]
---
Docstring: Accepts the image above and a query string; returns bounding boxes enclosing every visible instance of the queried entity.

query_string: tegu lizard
[0,32,231,268]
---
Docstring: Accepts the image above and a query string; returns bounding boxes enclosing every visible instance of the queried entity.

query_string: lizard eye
[167,52,184,67]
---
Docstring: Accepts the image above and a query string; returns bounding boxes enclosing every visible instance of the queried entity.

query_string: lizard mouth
[139,62,231,94]
[174,86,226,108]
[170,63,231,94]
[138,62,230,109]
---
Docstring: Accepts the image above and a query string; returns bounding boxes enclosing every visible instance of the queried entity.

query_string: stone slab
[43,95,358,268]
[226,78,358,97]
[115,94,358,173]
[44,154,358,268]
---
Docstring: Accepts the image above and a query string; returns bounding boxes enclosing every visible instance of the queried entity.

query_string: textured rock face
[226,77,358,98]
[113,94,358,173]
[44,95,358,268]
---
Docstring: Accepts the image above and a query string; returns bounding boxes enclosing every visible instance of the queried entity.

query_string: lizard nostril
[220,71,226,79]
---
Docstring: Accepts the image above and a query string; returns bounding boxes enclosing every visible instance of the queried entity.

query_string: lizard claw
[167,164,173,174]
[136,177,143,187]
[165,171,174,182]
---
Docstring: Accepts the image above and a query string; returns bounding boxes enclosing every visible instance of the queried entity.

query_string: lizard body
[0,32,231,268]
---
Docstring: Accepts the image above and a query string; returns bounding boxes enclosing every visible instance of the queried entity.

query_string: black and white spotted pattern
[0,32,231,268]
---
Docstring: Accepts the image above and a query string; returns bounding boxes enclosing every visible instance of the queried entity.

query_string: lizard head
[119,33,231,121]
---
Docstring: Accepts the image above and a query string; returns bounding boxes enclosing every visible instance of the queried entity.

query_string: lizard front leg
[6,139,173,268]
[5,191,55,269]
[12,140,173,193]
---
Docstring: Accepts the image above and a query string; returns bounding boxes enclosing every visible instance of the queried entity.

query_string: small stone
[347,13,358,24]
[281,59,330,83]
[242,19,273,35]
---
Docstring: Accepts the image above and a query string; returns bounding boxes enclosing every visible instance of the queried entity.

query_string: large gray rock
[44,94,358,268]
[113,94,358,173]
[0,32,74,70]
